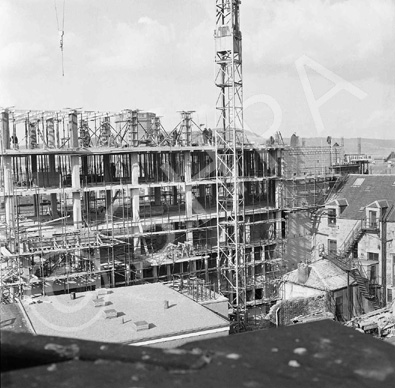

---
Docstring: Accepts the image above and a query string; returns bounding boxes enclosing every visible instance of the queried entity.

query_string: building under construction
[0,1,343,314]
[0,108,342,308]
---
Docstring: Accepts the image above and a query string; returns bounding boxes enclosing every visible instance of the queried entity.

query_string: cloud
[0,41,51,73]
[88,16,176,72]
[243,0,395,80]
[0,1,57,76]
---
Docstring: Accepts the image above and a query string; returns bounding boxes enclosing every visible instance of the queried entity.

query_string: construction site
[0,1,346,319]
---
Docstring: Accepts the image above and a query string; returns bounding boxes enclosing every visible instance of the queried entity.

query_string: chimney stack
[297,263,310,284]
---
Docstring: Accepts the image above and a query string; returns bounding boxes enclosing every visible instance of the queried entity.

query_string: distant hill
[282,137,395,159]
[192,129,395,159]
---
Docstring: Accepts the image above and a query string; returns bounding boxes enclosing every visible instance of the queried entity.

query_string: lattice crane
[214,0,246,315]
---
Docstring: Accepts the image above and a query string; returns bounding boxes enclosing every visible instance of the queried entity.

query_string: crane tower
[214,0,246,311]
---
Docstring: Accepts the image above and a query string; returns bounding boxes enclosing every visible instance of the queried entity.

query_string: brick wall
[283,146,342,178]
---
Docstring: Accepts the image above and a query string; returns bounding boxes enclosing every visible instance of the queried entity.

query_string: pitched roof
[329,174,395,221]
[283,259,350,291]
[384,151,395,162]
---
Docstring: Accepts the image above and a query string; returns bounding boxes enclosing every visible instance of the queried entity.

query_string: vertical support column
[103,154,113,224]
[81,156,89,220]
[180,111,193,146]
[3,157,14,237]
[185,151,194,253]
[69,112,82,229]
[129,110,138,147]
[31,154,39,216]
[185,151,193,219]
[245,216,251,244]
[1,110,10,151]
[93,247,102,289]
[1,112,12,228]
[131,153,140,254]
[49,155,58,218]
[381,217,387,307]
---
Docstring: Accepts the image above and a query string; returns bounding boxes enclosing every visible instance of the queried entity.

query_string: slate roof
[283,259,351,291]
[330,174,395,221]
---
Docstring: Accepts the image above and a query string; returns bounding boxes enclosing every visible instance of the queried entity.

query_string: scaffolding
[0,3,342,315]
[0,107,291,307]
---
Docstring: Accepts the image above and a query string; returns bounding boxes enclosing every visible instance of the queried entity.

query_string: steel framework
[214,0,246,310]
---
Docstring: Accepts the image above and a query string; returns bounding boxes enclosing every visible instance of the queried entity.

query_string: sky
[0,0,394,140]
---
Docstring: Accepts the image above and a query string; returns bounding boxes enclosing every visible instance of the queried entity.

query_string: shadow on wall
[284,211,313,271]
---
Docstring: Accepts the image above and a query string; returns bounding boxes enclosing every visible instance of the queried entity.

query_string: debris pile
[346,301,395,342]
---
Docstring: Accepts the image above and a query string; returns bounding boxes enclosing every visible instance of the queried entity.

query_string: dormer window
[369,210,377,229]
[328,208,336,226]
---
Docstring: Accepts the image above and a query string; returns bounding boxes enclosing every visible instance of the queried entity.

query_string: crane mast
[214,0,246,313]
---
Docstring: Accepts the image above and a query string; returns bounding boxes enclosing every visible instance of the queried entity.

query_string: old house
[281,260,361,321]
[312,174,395,313]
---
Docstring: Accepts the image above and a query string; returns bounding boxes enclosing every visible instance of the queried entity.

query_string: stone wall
[267,294,332,326]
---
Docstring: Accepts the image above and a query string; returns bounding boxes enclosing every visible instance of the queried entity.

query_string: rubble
[346,300,395,342]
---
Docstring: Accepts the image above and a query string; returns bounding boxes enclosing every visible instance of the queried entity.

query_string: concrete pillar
[81,156,90,220]
[1,112,12,232]
[186,221,194,249]
[245,216,251,244]
[1,111,10,151]
[31,155,39,216]
[71,156,81,229]
[184,151,193,218]
[102,154,113,224]
[3,156,14,233]
[131,153,140,254]
[69,112,81,229]
[93,248,101,289]
[276,211,282,241]
[49,155,58,218]
[69,111,79,148]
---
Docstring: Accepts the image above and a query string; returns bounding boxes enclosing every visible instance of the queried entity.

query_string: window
[352,178,365,187]
[327,209,336,226]
[328,239,337,256]
[369,211,377,228]
[388,289,393,304]
[367,252,379,261]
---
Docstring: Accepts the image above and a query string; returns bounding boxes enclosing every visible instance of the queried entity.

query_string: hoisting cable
[54,0,65,76]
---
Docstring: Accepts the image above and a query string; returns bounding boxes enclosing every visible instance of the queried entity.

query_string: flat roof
[23,283,229,344]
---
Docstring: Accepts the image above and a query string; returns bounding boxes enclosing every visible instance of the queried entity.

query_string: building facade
[312,174,395,312]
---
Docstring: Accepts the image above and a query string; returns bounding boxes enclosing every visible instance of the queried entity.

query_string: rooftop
[283,259,351,291]
[22,283,229,345]
[3,319,395,387]
[330,174,395,221]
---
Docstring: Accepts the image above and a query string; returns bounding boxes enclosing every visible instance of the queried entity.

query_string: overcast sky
[1,0,394,140]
